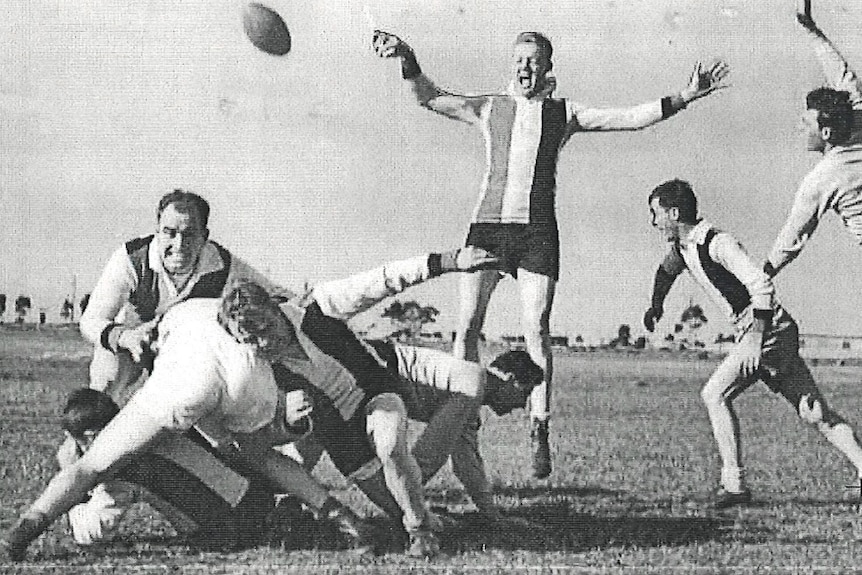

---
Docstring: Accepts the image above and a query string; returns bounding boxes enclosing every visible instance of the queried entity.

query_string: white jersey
[130,298,278,435]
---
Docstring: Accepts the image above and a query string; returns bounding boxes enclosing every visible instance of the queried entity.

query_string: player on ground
[373,29,730,478]
[5,247,499,561]
[644,179,862,508]
[764,13,862,277]
[56,388,285,550]
[70,189,289,545]
[228,277,543,521]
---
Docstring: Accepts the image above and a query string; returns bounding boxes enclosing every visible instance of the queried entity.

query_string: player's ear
[821,125,833,143]
[669,206,681,222]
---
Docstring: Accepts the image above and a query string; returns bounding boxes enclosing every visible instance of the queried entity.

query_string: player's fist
[117,319,159,363]
[643,307,662,332]
[440,246,501,273]
[372,30,411,58]
[283,389,313,426]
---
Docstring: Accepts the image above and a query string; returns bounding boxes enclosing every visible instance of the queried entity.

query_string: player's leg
[6,403,167,561]
[364,392,439,557]
[517,268,556,479]
[774,353,862,483]
[699,350,754,505]
[397,345,487,483]
[452,269,501,362]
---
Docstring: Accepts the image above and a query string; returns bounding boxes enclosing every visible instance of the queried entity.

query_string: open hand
[681,60,730,103]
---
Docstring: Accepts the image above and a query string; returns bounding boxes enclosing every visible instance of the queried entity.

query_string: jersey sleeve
[311,254,435,320]
[79,245,137,347]
[766,170,834,275]
[711,232,775,312]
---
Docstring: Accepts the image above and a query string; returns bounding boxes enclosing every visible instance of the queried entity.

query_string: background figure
[765,13,862,278]
[374,29,729,478]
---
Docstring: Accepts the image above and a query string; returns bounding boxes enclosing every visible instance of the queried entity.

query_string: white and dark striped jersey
[662,221,780,330]
[408,75,677,225]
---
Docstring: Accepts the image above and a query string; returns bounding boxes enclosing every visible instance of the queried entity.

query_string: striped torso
[126,236,231,322]
[474,96,568,224]
[674,223,780,329]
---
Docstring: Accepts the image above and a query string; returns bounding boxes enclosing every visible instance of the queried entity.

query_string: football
[242,2,292,56]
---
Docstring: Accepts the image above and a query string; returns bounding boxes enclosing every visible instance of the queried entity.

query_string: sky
[2,0,862,342]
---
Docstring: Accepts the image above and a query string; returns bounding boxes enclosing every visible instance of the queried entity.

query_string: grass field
[2,328,862,573]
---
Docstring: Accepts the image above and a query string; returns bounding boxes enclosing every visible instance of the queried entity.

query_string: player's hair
[61,388,120,438]
[648,179,699,223]
[515,31,553,66]
[489,350,543,393]
[157,189,211,228]
[218,279,296,347]
[806,87,853,145]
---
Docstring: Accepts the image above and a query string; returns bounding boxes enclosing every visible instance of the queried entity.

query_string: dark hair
[515,31,553,63]
[219,279,295,346]
[61,388,120,438]
[807,87,853,145]
[489,350,543,393]
[157,189,211,229]
[648,179,699,223]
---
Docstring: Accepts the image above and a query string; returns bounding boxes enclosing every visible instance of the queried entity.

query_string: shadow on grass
[435,504,737,553]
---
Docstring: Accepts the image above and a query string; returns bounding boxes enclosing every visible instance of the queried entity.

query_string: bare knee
[366,393,409,461]
[798,394,844,427]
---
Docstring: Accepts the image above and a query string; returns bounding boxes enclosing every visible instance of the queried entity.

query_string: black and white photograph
[3,0,862,572]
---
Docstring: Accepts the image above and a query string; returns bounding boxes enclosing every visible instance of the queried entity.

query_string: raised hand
[372,30,411,59]
[682,60,730,103]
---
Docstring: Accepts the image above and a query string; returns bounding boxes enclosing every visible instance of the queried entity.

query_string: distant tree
[38,308,47,326]
[381,300,440,341]
[0,294,6,323]
[609,324,632,348]
[60,298,74,322]
[574,335,584,344]
[15,295,31,324]
[633,336,647,349]
[80,293,91,315]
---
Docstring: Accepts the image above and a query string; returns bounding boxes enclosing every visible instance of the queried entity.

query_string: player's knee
[366,394,408,460]
[798,394,825,425]
[798,395,843,427]
[700,384,725,408]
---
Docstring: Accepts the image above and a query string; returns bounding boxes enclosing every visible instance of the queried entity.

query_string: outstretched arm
[311,247,500,321]
[569,60,729,133]
[644,245,686,332]
[373,30,489,124]
[797,13,862,108]
[765,174,831,277]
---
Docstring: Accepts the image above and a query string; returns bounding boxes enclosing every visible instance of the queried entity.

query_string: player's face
[511,42,552,98]
[801,108,827,152]
[225,304,295,362]
[157,204,209,275]
[649,198,679,242]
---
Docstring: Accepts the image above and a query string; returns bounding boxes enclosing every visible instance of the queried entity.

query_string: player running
[644,179,862,508]
[373,29,729,478]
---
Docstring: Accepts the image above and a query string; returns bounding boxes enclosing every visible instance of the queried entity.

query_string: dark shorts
[118,430,276,546]
[466,223,560,280]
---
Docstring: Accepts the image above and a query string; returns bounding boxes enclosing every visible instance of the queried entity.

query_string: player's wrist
[401,50,422,80]
[100,323,125,352]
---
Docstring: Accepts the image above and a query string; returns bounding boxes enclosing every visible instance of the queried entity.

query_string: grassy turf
[1,328,861,573]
